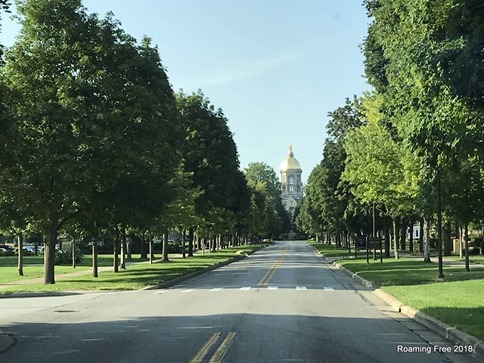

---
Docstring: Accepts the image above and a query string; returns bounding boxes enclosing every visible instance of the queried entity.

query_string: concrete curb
[333,262,374,288]
[333,261,484,361]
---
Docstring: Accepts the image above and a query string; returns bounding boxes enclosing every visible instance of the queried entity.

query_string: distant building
[280,144,303,217]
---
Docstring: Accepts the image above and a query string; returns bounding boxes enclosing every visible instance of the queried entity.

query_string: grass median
[308,240,484,341]
[0,244,266,294]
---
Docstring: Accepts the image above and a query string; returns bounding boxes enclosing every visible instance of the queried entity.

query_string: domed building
[280,145,303,216]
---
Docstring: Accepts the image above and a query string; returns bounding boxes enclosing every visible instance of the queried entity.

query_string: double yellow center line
[258,248,288,286]
[189,332,236,363]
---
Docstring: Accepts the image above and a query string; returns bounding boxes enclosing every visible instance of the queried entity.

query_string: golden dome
[280,144,301,171]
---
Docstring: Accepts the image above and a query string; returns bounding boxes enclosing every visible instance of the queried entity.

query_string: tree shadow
[0,313,472,363]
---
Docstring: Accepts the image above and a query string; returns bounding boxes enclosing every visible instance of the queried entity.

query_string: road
[0,241,478,362]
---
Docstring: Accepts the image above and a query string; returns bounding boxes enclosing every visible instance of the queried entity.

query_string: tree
[319,98,364,245]
[362,0,484,275]
[342,92,421,257]
[295,164,328,240]
[230,170,252,244]
[245,162,288,238]
[176,90,240,253]
[2,0,180,283]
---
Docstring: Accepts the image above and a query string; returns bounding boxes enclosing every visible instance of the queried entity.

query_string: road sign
[356,236,366,248]
[368,237,382,249]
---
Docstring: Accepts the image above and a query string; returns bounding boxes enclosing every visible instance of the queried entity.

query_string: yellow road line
[189,332,220,363]
[209,332,236,363]
[258,248,288,286]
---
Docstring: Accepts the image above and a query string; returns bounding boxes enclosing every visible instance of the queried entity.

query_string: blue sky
[1,0,371,183]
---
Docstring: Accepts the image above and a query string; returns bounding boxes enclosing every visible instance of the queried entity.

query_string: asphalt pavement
[0,241,480,362]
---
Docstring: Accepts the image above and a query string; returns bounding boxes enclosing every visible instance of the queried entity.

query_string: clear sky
[1,0,371,183]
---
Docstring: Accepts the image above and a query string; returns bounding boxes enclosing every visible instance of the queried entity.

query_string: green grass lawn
[384,281,484,340]
[0,254,117,283]
[0,244,265,293]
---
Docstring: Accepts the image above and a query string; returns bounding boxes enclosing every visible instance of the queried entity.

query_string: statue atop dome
[280,144,301,172]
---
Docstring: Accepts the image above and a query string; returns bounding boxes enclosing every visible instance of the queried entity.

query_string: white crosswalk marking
[156,290,168,294]
[172,286,336,292]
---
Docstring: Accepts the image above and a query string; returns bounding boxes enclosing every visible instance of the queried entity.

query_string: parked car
[15,246,35,256]
[0,244,15,256]
[0,247,14,256]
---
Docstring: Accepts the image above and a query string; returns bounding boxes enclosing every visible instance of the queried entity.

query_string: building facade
[280,145,303,217]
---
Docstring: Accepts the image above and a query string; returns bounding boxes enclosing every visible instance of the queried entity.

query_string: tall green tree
[295,164,328,240]
[342,92,421,256]
[245,162,289,238]
[2,0,180,283]
[362,0,483,275]
[322,97,364,244]
[176,90,240,253]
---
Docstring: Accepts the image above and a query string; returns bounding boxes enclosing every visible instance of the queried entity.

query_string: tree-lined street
[0,241,478,362]
[1,1,483,361]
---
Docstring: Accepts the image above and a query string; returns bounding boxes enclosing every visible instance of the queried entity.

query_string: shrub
[54,248,83,265]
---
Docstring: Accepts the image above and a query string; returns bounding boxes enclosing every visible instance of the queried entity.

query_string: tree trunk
[419,217,424,254]
[140,234,147,259]
[120,229,127,269]
[113,235,119,273]
[423,218,431,263]
[399,219,407,251]
[443,221,452,256]
[17,234,24,276]
[162,233,169,262]
[92,243,98,277]
[126,234,132,259]
[464,223,470,272]
[70,240,75,268]
[149,236,154,264]
[383,220,390,258]
[187,228,194,257]
[392,218,399,260]
[44,219,58,284]
[436,170,444,277]
[408,220,415,253]
[459,225,464,259]
[181,230,186,258]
